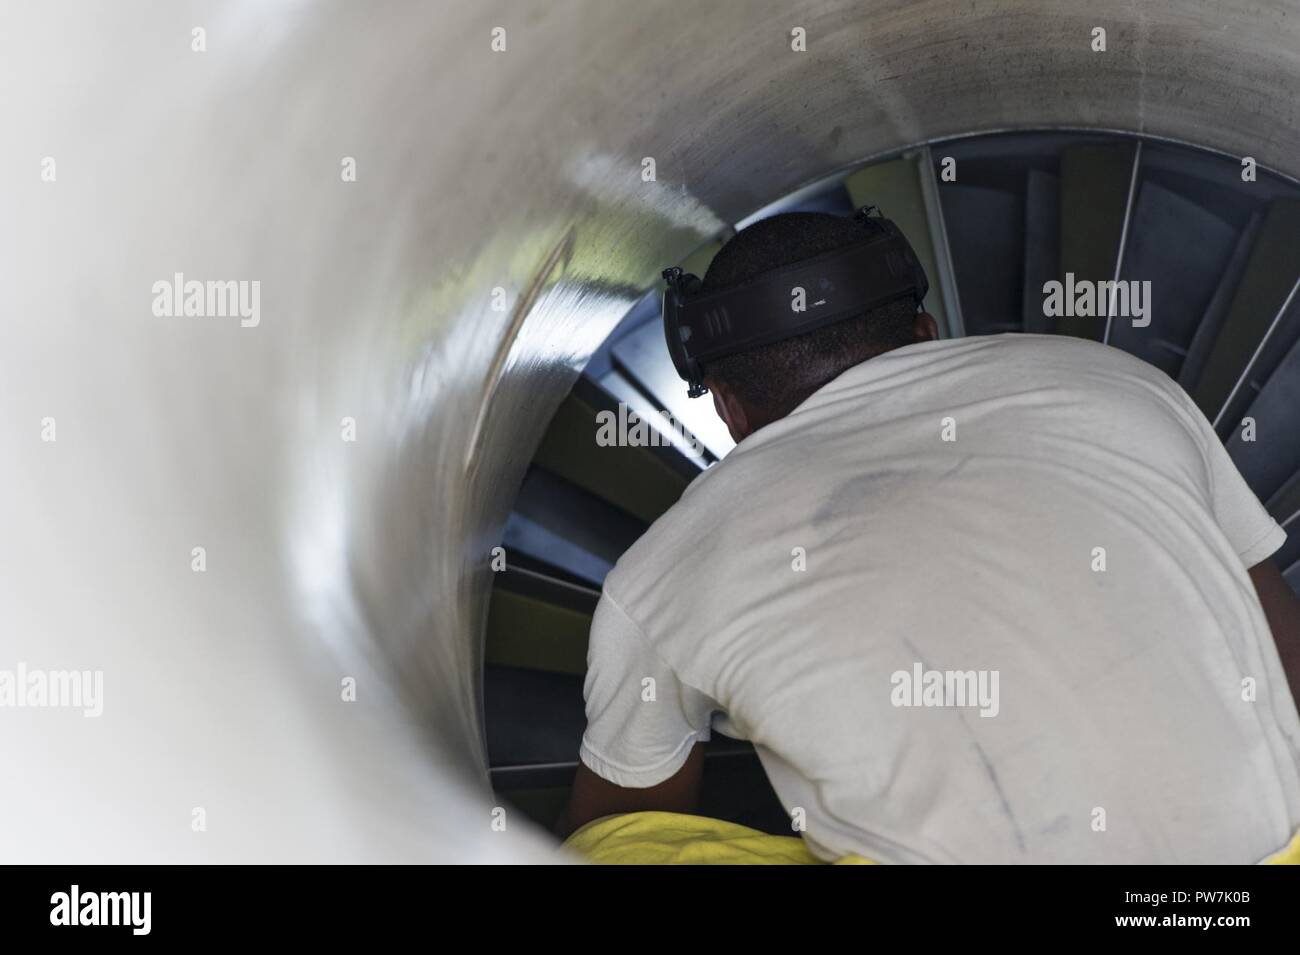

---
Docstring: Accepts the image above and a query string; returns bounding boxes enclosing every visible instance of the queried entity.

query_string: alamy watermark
[1043,272,1151,328]
[50,885,150,935]
[596,402,705,456]
[890,663,1000,718]
[152,273,260,327]
[0,663,103,717]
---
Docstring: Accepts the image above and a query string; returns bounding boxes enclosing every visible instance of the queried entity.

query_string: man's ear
[913,310,940,343]
[707,378,750,443]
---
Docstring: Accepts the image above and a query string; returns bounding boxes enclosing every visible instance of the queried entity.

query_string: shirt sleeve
[579,591,716,788]
[1178,387,1287,567]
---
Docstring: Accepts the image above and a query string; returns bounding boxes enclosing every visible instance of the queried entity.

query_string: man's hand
[555,744,704,840]
[1249,558,1300,711]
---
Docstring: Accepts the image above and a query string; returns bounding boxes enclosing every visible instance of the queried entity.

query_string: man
[558,211,1300,863]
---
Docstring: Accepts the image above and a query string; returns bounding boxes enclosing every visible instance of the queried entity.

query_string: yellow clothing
[564,811,1300,865]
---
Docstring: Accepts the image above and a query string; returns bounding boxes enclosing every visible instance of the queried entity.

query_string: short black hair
[700,211,919,414]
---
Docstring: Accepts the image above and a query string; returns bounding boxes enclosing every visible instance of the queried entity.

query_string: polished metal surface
[2,0,1297,861]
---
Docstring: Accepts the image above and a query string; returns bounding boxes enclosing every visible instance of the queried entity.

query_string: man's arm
[555,743,704,839]
[560,590,717,840]
[1249,558,1300,710]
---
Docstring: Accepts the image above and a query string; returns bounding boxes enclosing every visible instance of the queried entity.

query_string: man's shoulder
[601,457,745,611]
[991,332,1172,377]
[961,333,1191,403]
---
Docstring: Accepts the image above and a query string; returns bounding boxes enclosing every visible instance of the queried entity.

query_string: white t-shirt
[580,333,1300,863]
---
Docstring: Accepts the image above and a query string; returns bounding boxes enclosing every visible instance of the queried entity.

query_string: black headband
[661,209,929,397]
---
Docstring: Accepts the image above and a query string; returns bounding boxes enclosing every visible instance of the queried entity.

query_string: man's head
[697,212,938,442]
